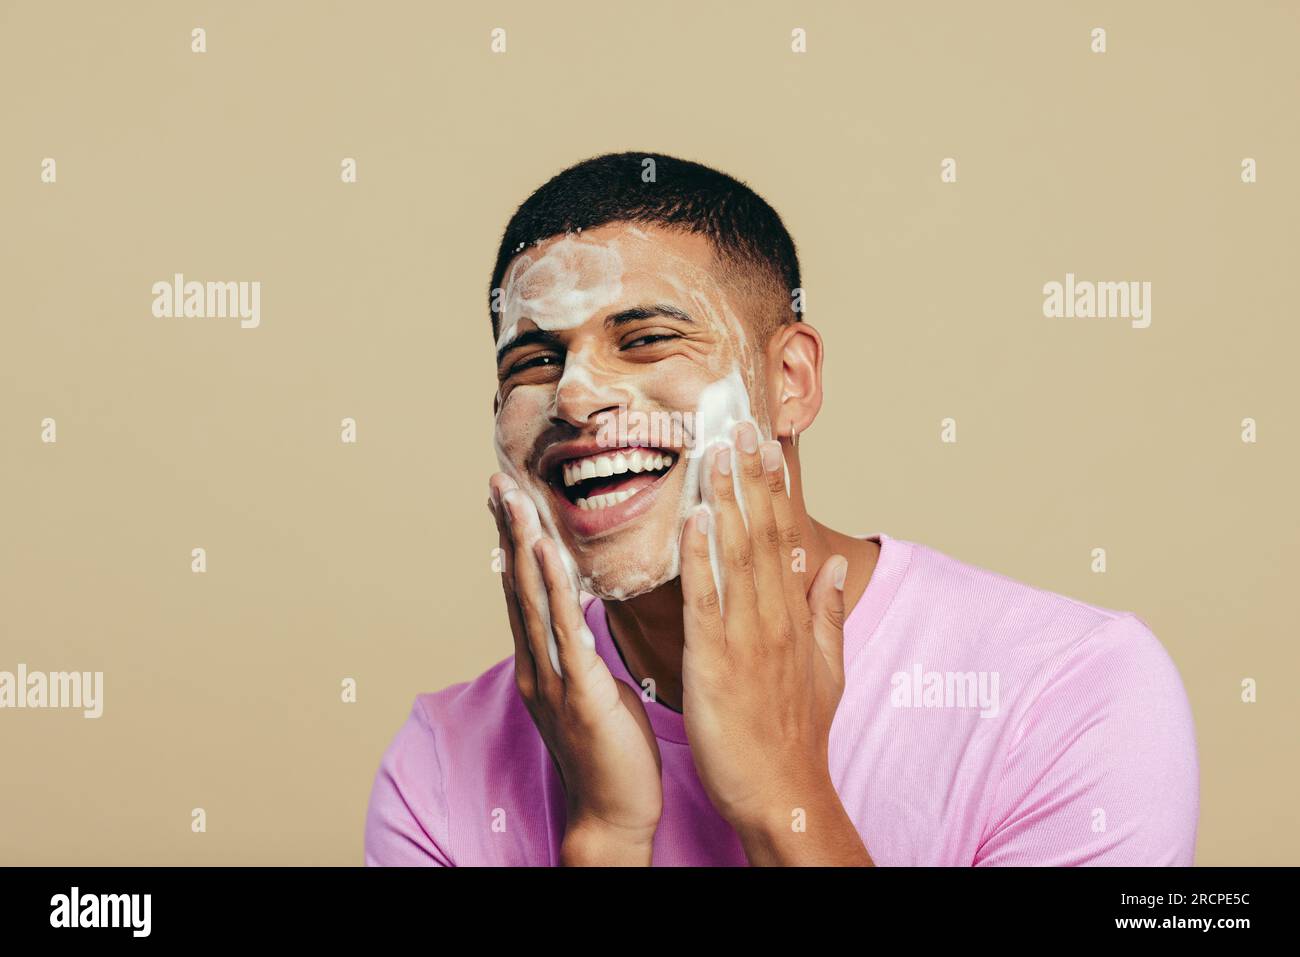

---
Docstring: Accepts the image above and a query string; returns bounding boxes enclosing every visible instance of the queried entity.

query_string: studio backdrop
[1,0,1296,864]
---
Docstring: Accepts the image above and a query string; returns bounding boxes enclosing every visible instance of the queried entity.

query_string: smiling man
[365,152,1199,866]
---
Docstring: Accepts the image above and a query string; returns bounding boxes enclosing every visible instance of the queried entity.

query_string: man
[365,152,1199,866]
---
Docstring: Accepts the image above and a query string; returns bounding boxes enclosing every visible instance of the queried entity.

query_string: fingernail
[501,488,520,520]
[715,444,731,476]
[694,507,711,536]
[832,558,848,591]
[760,441,782,473]
[736,422,758,454]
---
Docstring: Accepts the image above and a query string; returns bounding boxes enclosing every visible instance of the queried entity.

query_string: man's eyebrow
[496,305,693,365]
[496,327,564,366]
[604,303,695,327]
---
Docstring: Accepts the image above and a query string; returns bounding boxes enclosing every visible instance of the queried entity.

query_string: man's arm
[732,787,874,866]
[559,818,655,866]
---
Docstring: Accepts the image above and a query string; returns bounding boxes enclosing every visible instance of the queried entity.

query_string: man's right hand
[488,473,664,865]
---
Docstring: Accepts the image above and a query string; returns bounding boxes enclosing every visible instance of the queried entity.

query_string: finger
[703,440,759,636]
[807,554,849,686]
[731,423,785,616]
[761,440,809,616]
[678,504,726,657]
[489,475,522,609]
[533,536,601,693]
[500,487,563,697]
[488,476,537,696]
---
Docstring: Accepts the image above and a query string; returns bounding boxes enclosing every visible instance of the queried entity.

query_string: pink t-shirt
[365,533,1199,866]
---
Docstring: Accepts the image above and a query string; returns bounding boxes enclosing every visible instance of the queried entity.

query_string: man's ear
[768,322,824,440]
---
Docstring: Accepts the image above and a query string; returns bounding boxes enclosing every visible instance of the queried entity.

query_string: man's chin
[581,561,679,602]
[572,531,684,602]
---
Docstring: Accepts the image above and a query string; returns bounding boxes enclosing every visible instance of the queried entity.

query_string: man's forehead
[496,223,739,346]
[505,222,721,288]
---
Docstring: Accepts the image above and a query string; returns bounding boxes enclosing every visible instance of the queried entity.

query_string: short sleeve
[365,698,455,866]
[974,614,1199,866]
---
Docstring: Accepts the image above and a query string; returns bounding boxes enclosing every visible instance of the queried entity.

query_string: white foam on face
[496,237,624,353]
[494,232,682,611]
[675,368,765,614]
[491,227,781,648]
[547,348,604,421]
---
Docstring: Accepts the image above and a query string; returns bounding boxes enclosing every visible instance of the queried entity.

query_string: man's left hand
[677,422,873,866]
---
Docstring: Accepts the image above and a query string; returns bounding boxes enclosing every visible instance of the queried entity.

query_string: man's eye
[509,354,561,376]
[624,333,678,349]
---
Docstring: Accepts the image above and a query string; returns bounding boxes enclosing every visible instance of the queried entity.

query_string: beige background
[1,0,1296,865]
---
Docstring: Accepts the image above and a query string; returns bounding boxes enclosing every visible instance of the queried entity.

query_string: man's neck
[601,513,880,713]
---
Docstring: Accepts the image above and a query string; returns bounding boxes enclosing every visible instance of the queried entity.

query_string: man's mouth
[541,445,680,538]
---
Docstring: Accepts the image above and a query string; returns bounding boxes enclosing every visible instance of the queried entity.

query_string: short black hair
[487,151,801,342]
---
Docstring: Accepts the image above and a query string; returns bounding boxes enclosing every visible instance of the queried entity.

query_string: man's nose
[550,362,631,429]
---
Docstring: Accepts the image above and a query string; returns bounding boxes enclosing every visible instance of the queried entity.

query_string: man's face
[492,222,771,600]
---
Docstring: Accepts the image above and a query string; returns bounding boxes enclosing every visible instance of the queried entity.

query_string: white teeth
[575,488,640,511]
[559,449,677,489]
